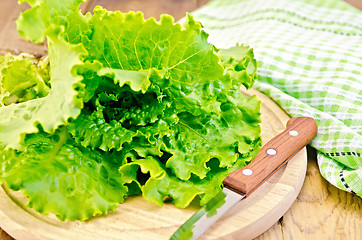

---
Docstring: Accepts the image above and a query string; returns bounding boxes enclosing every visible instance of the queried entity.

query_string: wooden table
[0,1,361,239]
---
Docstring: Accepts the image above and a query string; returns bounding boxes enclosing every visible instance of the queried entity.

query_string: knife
[170,116,318,240]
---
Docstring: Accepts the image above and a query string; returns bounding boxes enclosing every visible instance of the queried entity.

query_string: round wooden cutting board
[0,88,307,240]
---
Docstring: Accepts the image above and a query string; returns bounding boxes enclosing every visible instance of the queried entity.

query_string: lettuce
[0,127,128,221]
[0,53,49,106]
[16,0,89,44]
[0,26,99,150]
[0,0,262,221]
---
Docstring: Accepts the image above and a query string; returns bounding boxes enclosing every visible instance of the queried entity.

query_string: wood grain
[255,147,362,240]
[344,0,362,9]
[224,117,317,196]
[0,1,46,56]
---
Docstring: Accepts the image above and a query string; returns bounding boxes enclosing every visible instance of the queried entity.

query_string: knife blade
[170,116,318,240]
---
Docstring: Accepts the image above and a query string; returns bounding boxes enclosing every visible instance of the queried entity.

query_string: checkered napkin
[191,0,362,197]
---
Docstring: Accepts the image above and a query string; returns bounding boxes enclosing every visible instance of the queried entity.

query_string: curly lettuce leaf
[0,127,128,221]
[0,53,49,106]
[119,121,261,208]
[0,56,50,105]
[0,54,11,105]
[67,9,225,150]
[119,156,237,208]
[98,68,151,93]
[165,96,261,180]
[0,26,97,150]
[16,0,89,44]
[86,8,225,116]
[162,45,261,180]
[68,111,136,151]
[218,45,257,90]
[68,78,175,151]
[87,8,223,80]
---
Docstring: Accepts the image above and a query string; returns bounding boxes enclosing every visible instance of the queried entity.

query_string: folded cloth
[191,0,362,197]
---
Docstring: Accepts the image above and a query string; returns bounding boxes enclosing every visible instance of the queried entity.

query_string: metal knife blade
[170,117,318,240]
[170,187,244,240]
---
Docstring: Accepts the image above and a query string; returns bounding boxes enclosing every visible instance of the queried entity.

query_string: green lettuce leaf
[68,9,225,152]
[0,53,49,106]
[119,154,259,208]
[0,55,50,105]
[87,8,223,79]
[218,45,257,90]
[97,68,151,93]
[0,26,96,149]
[17,0,89,44]
[165,95,261,181]
[0,127,128,221]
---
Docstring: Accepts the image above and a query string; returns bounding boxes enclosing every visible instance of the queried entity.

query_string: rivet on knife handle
[223,117,318,196]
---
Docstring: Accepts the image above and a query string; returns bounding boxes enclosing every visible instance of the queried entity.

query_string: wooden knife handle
[223,117,318,196]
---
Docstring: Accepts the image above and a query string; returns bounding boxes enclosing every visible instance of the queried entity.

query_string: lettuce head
[0,0,261,221]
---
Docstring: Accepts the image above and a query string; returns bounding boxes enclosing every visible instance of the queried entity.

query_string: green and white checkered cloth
[192,0,362,197]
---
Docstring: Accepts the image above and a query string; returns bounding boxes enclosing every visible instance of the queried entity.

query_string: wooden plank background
[0,0,361,239]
